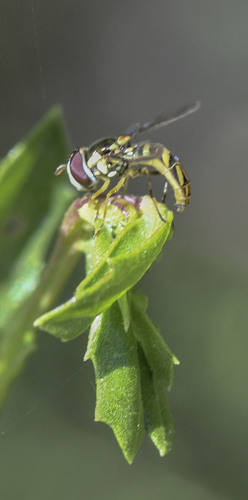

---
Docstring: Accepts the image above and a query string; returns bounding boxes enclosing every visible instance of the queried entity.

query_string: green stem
[37,225,83,313]
[33,198,94,318]
[0,201,93,405]
[2,203,91,361]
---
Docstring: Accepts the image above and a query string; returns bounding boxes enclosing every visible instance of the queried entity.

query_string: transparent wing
[121,141,164,161]
[125,100,200,138]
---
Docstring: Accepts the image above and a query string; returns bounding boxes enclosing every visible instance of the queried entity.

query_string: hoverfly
[55,101,200,222]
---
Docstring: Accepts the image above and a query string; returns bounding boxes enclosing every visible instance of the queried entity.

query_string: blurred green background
[1,1,248,498]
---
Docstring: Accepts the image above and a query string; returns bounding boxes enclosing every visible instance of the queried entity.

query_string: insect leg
[122,176,129,196]
[91,180,111,227]
[91,179,110,200]
[130,167,160,179]
[95,175,127,235]
[131,166,167,223]
[161,182,168,203]
[145,168,167,223]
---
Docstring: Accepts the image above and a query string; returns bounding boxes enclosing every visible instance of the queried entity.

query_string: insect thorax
[87,137,129,180]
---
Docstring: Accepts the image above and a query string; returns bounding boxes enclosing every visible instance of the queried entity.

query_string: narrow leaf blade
[0,108,72,407]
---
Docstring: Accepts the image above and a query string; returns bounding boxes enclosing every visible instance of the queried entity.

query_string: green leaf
[131,289,179,389]
[35,197,173,341]
[84,300,144,464]
[0,108,73,407]
[138,345,174,456]
[84,289,177,461]
[0,108,72,279]
[130,289,178,456]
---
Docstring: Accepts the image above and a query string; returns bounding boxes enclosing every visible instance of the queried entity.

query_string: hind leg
[130,167,167,223]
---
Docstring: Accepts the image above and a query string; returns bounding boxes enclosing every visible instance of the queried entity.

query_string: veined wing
[125,100,200,138]
[121,141,165,161]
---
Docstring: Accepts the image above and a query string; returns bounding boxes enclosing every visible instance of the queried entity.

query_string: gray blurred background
[1,1,248,499]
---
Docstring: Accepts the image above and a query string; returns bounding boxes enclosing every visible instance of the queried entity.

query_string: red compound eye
[69,150,92,186]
